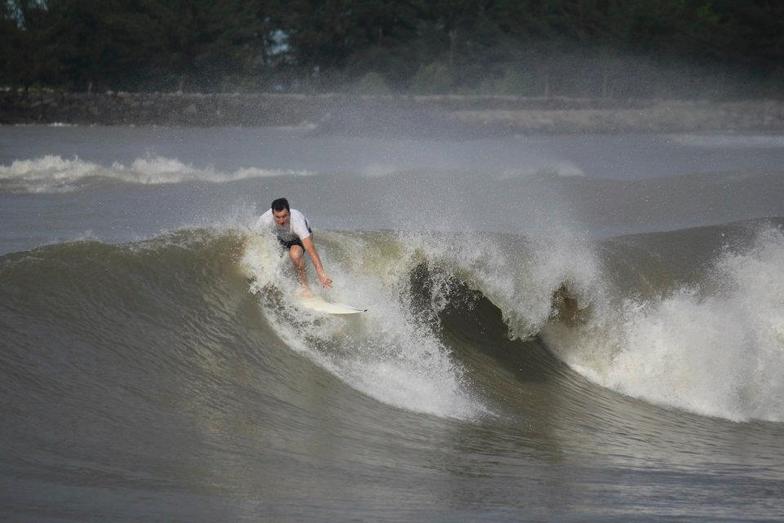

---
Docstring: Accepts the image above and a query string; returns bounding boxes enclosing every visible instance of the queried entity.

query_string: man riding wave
[257,197,332,294]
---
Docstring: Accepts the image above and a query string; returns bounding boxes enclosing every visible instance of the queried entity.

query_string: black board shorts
[278,223,312,251]
[279,237,304,250]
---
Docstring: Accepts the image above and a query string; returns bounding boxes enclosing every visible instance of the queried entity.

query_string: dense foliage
[3,0,784,97]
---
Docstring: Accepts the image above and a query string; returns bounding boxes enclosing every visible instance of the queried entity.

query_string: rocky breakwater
[448,98,784,134]
[0,90,337,127]
[2,89,784,135]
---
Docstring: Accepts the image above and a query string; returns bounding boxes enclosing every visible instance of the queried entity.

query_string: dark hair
[271,198,290,212]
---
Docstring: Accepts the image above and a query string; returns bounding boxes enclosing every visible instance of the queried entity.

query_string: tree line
[3,0,784,98]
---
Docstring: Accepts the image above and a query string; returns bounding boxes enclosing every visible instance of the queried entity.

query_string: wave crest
[0,155,316,193]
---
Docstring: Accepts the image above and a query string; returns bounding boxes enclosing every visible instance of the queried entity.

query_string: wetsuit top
[257,208,312,243]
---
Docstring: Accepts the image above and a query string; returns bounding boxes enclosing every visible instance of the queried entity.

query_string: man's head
[271,197,290,227]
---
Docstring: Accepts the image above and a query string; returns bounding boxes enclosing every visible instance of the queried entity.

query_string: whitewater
[2,125,784,521]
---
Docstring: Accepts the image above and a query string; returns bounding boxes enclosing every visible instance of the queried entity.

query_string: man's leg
[288,244,310,293]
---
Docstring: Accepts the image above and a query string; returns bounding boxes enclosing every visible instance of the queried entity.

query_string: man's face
[272,209,290,227]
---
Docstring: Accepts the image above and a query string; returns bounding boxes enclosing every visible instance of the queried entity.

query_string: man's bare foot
[296,286,314,299]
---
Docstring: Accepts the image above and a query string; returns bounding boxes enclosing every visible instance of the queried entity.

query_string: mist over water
[2,124,784,521]
[5,125,784,243]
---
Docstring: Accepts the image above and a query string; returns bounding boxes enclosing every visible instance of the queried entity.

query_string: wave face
[3,223,783,423]
[3,224,784,520]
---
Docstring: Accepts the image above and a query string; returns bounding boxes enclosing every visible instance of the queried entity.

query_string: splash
[544,225,784,422]
[239,230,486,420]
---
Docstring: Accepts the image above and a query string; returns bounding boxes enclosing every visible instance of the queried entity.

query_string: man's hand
[317,270,333,288]
[302,236,332,288]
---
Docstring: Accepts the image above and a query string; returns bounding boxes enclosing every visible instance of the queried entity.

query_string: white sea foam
[398,227,603,340]
[241,220,784,423]
[239,231,486,420]
[393,223,784,423]
[0,155,316,193]
[0,155,103,193]
[544,225,784,422]
[499,161,585,180]
[281,228,600,418]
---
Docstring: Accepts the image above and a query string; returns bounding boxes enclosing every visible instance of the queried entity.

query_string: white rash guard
[257,208,312,244]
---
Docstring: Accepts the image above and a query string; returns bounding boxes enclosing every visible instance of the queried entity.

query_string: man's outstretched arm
[302,236,333,288]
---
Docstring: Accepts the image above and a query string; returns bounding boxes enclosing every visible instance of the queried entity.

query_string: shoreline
[3,90,784,135]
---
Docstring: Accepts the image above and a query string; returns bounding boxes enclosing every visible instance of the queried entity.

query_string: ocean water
[2,125,784,521]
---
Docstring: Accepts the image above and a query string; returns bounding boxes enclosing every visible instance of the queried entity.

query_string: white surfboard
[295,295,366,315]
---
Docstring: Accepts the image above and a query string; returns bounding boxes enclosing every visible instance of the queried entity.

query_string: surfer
[257,198,333,293]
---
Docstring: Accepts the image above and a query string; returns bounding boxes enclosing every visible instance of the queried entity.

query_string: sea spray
[240,230,485,420]
[398,228,605,340]
[544,224,784,422]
